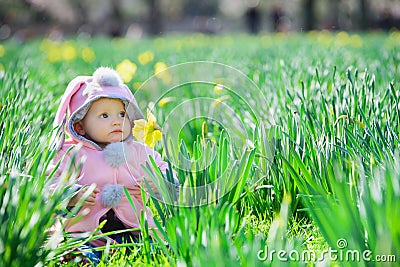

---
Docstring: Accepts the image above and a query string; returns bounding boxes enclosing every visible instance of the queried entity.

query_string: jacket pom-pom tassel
[101,184,124,207]
[103,142,128,168]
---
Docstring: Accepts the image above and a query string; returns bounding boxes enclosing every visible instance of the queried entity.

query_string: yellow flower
[154,61,168,76]
[154,61,172,84]
[214,83,223,94]
[40,39,77,63]
[44,41,62,62]
[132,109,162,148]
[47,48,61,62]
[0,45,5,57]
[335,31,350,47]
[212,95,230,107]
[158,97,175,107]
[116,59,137,83]
[61,42,77,61]
[138,51,154,65]
[349,34,363,48]
[354,119,365,129]
[81,47,95,62]
[133,82,142,90]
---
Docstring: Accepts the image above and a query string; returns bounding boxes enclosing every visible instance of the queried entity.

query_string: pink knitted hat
[54,67,143,149]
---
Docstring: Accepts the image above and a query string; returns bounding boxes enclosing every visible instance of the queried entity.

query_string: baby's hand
[136,177,159,195]
[69,184,100,206]
[127,186,143,200]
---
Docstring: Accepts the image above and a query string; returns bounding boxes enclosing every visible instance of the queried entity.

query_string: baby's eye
[119,111,126,118]
[100,113,108,118]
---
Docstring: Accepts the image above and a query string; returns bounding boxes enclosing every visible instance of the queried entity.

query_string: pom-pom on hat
[54,67,144,150]
[93,67,123,86]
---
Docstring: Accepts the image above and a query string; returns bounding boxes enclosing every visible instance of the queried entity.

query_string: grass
[0,31,399,266]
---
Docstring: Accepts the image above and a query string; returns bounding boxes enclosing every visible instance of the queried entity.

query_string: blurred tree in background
[359,0,370,30]
[0,0,399,40]
[302,0,315,31]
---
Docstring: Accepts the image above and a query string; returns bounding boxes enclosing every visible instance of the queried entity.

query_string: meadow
[0,31,399,266]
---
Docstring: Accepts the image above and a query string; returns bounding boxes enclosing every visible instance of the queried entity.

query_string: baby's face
[78,98,132,145]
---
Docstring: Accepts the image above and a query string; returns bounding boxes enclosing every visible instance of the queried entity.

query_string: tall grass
[278,66,400,265]
[0,32,399,266]
[0,68,77,266]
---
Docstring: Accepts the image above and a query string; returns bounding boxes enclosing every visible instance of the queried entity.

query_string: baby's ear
[74,122,85,135]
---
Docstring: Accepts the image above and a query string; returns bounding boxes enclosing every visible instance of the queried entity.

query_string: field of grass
[1,31,399,266]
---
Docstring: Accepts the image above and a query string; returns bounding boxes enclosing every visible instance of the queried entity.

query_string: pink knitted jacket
[52,138,167,234]
[49,67,168,238]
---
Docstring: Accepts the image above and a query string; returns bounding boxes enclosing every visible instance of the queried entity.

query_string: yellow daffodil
[138,51,154,65]
[354,119,365,129]
[133,82,142,90]
[42,40,62,62]
[214,83,223,94]
[335,31,350,47]
[154,61,168,76]
[132,109,162,148]
[116,59,137,83]
[349,34,363,48]
[81,47,95,62]
[154,61,172,84]
[212,95,230,107]
[158,97,175,107]
[47,48,61,62]
[61,42,77,61]
[0,45,5,57]
[41,40,78,62]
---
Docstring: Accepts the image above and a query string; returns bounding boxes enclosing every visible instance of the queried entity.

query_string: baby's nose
[112,117,122,125]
